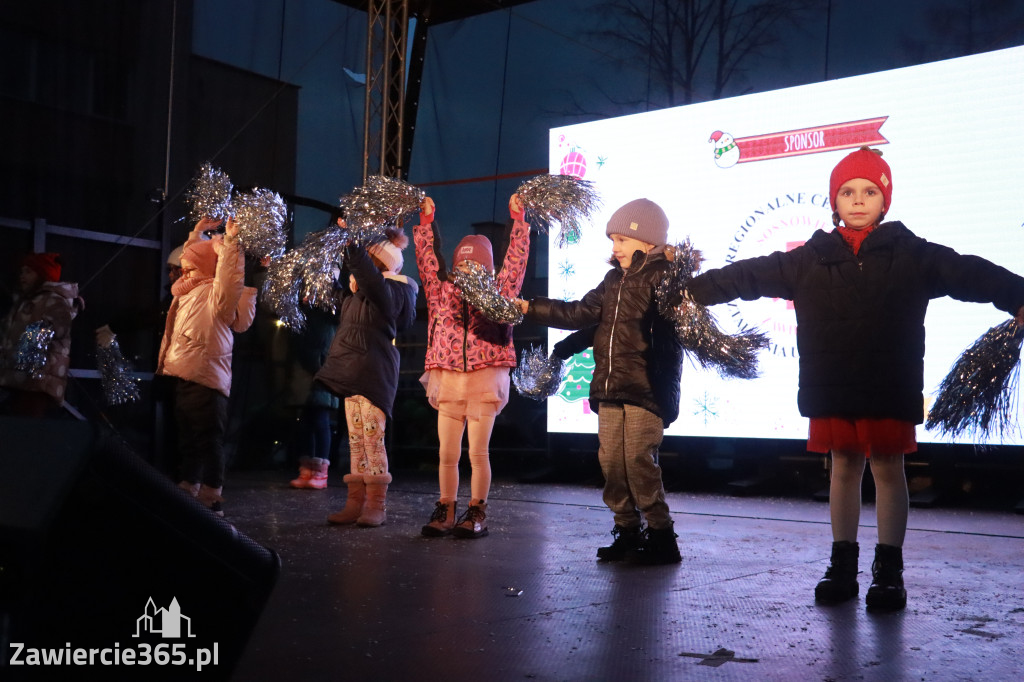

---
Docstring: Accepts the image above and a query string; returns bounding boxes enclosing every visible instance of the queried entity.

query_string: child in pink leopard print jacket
[415,194,529,539]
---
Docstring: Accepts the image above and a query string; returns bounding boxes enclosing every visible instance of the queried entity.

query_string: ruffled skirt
[419,366,510,421]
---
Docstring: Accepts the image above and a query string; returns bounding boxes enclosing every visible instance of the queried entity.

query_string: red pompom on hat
[22,252,62,282]
[452,234,494,272]
[829,146,892,211]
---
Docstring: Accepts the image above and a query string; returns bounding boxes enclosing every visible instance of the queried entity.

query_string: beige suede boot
[327,474,366,525]
[356,473,392,527]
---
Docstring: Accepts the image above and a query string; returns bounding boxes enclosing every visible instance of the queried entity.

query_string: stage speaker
[0,416,280,681]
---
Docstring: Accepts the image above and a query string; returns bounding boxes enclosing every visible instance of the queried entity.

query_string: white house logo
[134,597,196,638]
[721,191,832,359]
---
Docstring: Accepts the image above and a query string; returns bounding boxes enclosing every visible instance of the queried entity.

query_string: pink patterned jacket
[414,217,529,372]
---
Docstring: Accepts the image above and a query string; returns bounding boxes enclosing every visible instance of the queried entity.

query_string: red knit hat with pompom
[22,252,62,282]
[829,146,893,211]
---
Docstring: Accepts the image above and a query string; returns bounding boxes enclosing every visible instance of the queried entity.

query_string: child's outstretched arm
[687,251,796,306]
[519,284,604,330]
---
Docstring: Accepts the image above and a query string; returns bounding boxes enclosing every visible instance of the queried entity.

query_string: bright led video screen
[544,45,1024,446]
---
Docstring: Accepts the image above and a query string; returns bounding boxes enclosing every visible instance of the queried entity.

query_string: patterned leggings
[344,395,388,475]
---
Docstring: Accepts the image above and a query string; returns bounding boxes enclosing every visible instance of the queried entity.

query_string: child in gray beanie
[516,198,685,564]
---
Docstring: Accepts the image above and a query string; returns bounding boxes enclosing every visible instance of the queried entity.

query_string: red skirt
[807,417,917,457]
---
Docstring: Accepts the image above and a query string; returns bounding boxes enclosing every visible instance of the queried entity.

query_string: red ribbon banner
[734,117,888,164]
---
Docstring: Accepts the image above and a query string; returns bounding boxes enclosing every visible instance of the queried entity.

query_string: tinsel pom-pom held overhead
[655,239,769,379]
[232,187,288,261]
[515,174,601,248]
[338,175,424,245]
[449,261,524,325]
[926,318,1024,441]
[512,346,568,401]
[185,162,234,224]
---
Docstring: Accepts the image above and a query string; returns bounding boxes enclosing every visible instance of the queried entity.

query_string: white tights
[437,412,495,503]
[829,450,909,547]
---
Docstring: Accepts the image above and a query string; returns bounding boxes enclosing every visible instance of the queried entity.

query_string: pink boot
[327,474,366,525]
[291,457,329,489]
[289,457,314,488]
[307,458,329,490]
[356,473,392,527]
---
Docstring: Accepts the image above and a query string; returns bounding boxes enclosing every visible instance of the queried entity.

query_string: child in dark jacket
[517,198,685,565]
[686,147,1024,610]
[415,194,530,539]
[0,252,84,417]
[318,225,418,527]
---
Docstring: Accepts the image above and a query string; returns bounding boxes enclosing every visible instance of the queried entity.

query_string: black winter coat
[315,244,418,418]
[528,249,684,427]
[687,222,1024,424]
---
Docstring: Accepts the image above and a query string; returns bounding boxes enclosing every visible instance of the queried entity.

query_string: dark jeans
[175,379,228,488]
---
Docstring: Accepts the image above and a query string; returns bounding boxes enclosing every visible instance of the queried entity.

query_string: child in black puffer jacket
[518,198,685,565]
[687,147,1024,611]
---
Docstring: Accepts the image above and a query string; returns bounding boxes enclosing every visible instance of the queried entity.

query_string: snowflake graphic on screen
[560,290,575,302]
[559,259,575,280]
[693,391,719,425]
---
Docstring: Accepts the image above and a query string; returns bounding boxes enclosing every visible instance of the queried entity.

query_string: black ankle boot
[625,525,681,565]
[596,524,643,561]
[815,540,859,604]
[866,543,907,611]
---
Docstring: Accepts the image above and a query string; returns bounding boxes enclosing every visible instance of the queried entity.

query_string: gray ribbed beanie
[605,198,669,246]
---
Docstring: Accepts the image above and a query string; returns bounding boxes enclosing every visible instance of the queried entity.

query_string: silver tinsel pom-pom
[339,176,424,244]
[516,174,601,248]
[186,162,234,223]
[656,240,769,379]
[926,319,1023,440]
[260,224,350,329]
[96,339,141,405]
[512,346,567,400]
[297,224,351,313]
[261,249,307,330]
[15,321,54,378]
[449,261,524,325]
[233,187,287,261]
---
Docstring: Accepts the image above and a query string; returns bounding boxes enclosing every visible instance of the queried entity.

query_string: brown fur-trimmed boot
[421,499,457,537]
[356,473,392,527]
[327,473,365,525]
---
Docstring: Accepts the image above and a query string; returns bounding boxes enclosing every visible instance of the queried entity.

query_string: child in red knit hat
[0,252,84,416]
[686,147,1024,610]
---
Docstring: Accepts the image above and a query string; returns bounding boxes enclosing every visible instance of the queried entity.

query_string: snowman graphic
[709,130,740,168]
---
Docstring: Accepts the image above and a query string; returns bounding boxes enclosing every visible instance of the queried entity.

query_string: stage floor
[228,469,1024,682]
